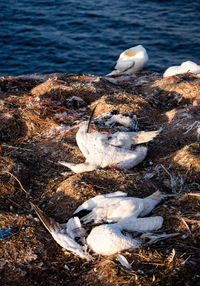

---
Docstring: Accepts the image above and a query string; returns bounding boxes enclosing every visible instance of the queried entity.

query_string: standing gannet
[59,109,159,173]
[163,61,200,77]
[107,45,149,76]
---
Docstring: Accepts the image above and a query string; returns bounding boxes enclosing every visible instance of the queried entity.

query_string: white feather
[75,191,162,224]
[74,191,127,215]
[86,223,140,255]
[51,231,91,260]
[117,254,132,269]
[66,216,86,239]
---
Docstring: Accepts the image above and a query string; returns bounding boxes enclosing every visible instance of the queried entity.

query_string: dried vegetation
[0,72,200,285]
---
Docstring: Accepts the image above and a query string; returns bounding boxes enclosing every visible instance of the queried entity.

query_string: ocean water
[0,0,200,76]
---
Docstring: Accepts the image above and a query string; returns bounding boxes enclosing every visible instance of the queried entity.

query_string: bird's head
[121,45,146,59]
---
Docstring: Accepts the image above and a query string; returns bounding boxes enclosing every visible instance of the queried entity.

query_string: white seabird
[163,61,200,77]
[59,110,159,173]
[31,190,163,258]
[75,190,163,255]
[107,45,149,76]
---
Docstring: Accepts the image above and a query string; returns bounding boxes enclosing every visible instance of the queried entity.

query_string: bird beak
[87,105,97,133]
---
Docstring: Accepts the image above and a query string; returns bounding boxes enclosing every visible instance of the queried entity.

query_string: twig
[187,193,200,197]
[160,164,172,178]
[1,144,33,152]
[6,198,23,208]
[177,216,191,234]
[0,171,29,195]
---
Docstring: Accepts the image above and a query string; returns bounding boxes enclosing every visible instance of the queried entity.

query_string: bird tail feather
[132,130,160,145]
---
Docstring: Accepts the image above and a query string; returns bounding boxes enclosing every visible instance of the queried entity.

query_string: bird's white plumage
[163,61,200,77]
[32,191,164,258]
[86,223,140,255]
[117,216,163,232]
[59,121,159,173]
[51,230,90,260]
[105,114,136,129]
[84,191,163,255]
[107,45,148,76]
[74,191,127,215]
[66,216,86,240]
[86,216,163,255]
[75,190,162,224]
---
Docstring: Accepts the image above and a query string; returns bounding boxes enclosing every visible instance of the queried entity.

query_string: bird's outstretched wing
[74,191,127,215]
[30,202,91,260]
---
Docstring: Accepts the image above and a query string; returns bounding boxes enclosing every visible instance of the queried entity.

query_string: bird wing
[30,202,91,260]
[74,191,127,215]
[118,216,163,232]
[58,161,97,173]
[139,191,162,217]
[108,130,159,148]
[30,202,61,233]
[115,58,135,73]
[80,197,144,224]
[130,130,160,144]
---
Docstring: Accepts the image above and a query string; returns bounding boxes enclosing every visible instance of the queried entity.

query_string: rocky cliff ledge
[0,72,200,285]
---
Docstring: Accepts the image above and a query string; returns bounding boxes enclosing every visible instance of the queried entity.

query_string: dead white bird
[107,45,149,76]
[74,190,163,255]
[59,109,159,173]
[30,202,91,261]
[163,60,200,77]
[30,191,163,258]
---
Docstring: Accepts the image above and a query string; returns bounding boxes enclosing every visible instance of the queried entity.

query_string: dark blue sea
[1,0,200,76]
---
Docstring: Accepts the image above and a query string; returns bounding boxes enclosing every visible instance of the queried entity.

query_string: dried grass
[0,72,199,285]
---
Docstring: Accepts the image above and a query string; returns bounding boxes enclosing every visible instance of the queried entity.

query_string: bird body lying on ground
[107,45,149,76]
[31,190,163,258]
[59,120,159,173]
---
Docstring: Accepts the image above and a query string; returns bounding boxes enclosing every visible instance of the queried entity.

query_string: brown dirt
[0,72,200,286]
